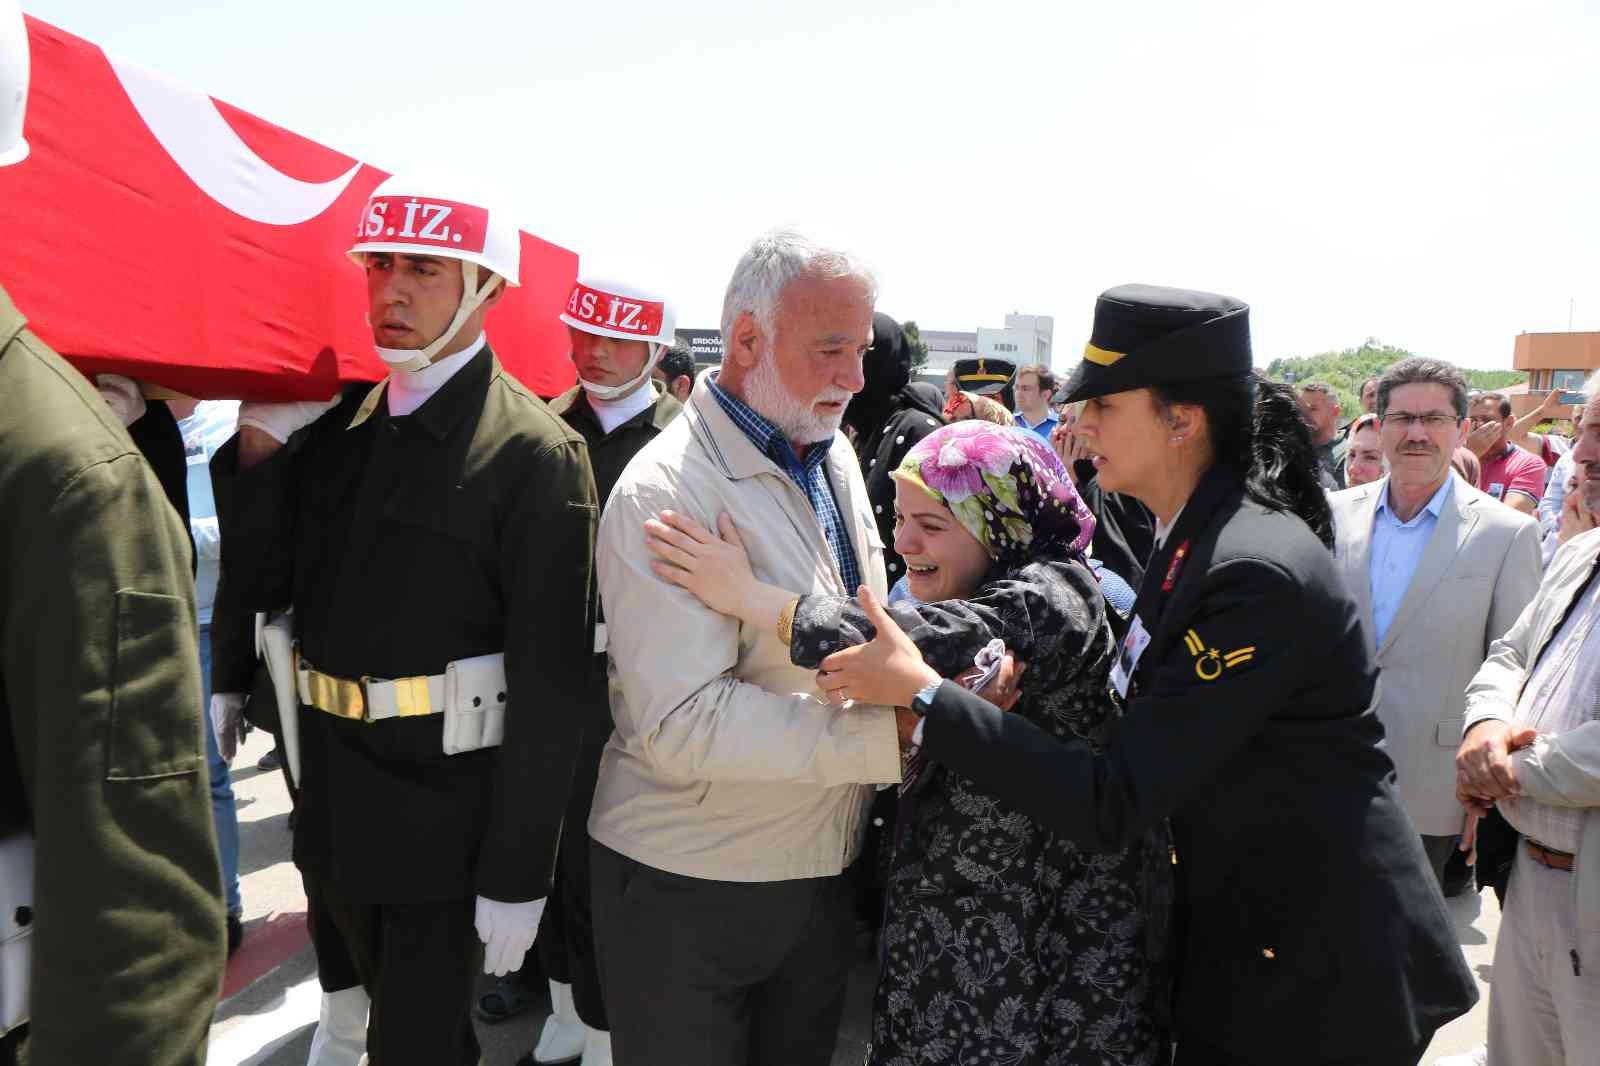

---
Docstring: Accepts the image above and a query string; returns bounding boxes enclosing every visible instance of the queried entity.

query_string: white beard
[745,355,850,445]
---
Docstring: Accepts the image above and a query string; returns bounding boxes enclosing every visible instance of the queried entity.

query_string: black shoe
[475,975,532,1023]
[227,913,244,958]
[257,747,281,771]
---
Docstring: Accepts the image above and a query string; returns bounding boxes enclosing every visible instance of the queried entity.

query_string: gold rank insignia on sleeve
[1184,629,1256,681]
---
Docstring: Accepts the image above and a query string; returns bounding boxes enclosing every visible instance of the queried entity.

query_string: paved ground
[207,728,1495,1065]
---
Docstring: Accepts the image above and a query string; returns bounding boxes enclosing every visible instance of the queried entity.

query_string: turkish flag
[0,17,579,400]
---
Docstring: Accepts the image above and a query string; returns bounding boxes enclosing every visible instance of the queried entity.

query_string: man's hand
[1455,719,1538,801]
[236,399,339,469]
[210,693,248,763]
[817,586,940,708]
[474,896,545,977]
[1466,420,1500,459]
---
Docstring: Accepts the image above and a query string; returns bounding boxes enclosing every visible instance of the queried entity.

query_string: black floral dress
[792,558,1172,1066]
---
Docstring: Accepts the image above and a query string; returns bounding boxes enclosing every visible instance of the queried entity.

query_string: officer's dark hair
[1375,357,1468,420]
[657,344,694,385]
[1151,372,1335,550]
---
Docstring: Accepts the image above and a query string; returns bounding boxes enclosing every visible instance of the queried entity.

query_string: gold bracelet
[777,597,800,647]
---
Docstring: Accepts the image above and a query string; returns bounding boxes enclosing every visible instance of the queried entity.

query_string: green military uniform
[212,344,598,1065]
[0,285,224,1065]
[537,383,679,1028]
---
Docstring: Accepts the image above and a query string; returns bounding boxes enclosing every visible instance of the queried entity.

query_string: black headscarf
[844,312,913,439]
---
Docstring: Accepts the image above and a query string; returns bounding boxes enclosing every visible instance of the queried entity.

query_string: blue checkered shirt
[707,374,862,594]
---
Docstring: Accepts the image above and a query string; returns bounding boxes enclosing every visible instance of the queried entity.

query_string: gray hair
[1375,357,1469,420]
[1585,368,1600,403]
[719,229,877,351]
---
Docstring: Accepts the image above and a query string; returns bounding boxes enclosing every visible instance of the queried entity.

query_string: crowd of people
[6,6,1600,1066]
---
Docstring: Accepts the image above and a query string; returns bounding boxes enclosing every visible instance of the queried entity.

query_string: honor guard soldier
[0,3,226,1060]
[821,286,1479,1065]
[520,276,682,1066]
[213,175,599,1066]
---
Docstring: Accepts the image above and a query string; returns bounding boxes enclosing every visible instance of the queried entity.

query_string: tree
[1266,338,1525,415]
[902,320,930,368]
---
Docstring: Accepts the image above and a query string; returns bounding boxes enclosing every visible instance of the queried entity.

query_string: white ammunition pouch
[0,832,33,1037]
[442,653,508,756]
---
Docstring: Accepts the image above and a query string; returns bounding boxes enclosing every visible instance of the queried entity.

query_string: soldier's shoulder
[484,366,586,452]
[0,329,142,504]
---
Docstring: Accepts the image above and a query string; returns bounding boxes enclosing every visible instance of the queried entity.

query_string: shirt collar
[706,371,831,476]
[347,340,494,439]
[1154,505,1187,549]
[1014,411,1057,432]
[1377,473,1454,524]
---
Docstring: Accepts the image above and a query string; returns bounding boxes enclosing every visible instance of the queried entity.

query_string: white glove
[474,895,545,977]
[237,398,339,445]
[96,374,147,427]
[210,693,247,763]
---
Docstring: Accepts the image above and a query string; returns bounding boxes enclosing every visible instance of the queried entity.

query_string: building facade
[1511,331,1600,415]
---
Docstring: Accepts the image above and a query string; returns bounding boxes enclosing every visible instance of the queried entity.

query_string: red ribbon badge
[1162,539,1190,592]
[354,196,489,254]
[565,283,666,338]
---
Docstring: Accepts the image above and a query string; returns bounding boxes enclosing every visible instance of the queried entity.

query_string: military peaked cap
[951,356,1017,397]
[1056,285,1251,404]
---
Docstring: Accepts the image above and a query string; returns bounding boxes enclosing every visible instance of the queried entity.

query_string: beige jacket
[1464,526,1600,929]
[1330,475,1542,835]
[587,372,901,882]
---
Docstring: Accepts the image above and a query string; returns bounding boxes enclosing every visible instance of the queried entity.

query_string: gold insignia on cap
[1083,343,1125,366]
[1185,629,1255,681]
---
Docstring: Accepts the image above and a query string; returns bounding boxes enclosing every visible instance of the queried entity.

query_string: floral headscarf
[891,421,1096,570]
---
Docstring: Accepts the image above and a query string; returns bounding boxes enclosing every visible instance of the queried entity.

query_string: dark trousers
[590,842,853,1066]
[536,744,607,1028]
[303,875,481,1066]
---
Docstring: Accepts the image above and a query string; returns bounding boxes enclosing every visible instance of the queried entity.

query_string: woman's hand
[645,510,759,618]
[818,586,940,708]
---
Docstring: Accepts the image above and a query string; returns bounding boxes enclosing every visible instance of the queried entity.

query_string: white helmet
[1,0,30,167]
[349,174,521,372]
[560,277,677,400]
[560,277,676,346]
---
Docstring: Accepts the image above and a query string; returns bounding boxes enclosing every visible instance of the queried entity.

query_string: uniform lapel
[1377,479,1478,657]
[1129,464,1243,692]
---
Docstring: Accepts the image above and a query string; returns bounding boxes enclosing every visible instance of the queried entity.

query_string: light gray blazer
[1330,474,1542,835]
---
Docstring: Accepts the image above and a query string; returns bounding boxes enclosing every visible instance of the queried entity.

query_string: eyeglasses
[1381,412,1460,431]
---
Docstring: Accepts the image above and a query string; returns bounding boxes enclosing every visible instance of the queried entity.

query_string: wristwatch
[911,678,942,716]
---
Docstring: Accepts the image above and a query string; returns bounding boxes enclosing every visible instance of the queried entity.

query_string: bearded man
[586,230,900,1066]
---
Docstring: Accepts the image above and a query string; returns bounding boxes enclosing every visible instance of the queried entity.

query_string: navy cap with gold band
[1054,284,1252,405]
[951,356,1017,397]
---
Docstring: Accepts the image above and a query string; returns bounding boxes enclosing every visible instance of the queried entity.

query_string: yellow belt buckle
[305,665,366,721]
[372,674,434,718]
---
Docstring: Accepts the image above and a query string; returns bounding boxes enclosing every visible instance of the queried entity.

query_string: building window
[1552,369,1587,391]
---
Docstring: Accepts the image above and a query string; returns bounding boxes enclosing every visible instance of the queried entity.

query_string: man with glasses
[1469,391,1546,515]
[1330,358,1541,887]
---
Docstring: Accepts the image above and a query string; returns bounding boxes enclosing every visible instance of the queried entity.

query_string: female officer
[817,285,1478,1066]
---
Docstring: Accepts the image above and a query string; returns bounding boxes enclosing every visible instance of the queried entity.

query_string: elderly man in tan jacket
[1453,377,1600,1066]
[587,230,900,1066]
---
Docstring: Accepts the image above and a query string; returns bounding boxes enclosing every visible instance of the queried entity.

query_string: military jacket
[0,286,223,1065]
[213,347,599,904]
[920,463,1477,1062]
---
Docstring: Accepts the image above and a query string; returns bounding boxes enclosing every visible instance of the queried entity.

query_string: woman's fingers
[656,509,714,545]
[716,511,747,552]
[644,532,699,572]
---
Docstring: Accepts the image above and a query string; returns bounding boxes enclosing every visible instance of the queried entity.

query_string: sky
[23,0,1600,371]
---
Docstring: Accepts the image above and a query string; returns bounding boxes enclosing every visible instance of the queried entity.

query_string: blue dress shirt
[1013,411,1059,440]
[706,374,863,594]
[1369,476,1454,647]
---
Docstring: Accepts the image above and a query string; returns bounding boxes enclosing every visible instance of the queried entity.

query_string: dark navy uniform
[912,286,1477,1065]
[540,382,679,1029]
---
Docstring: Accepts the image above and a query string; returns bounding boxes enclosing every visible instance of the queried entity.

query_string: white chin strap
[578,342,665,401]
[375,261,503,374]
